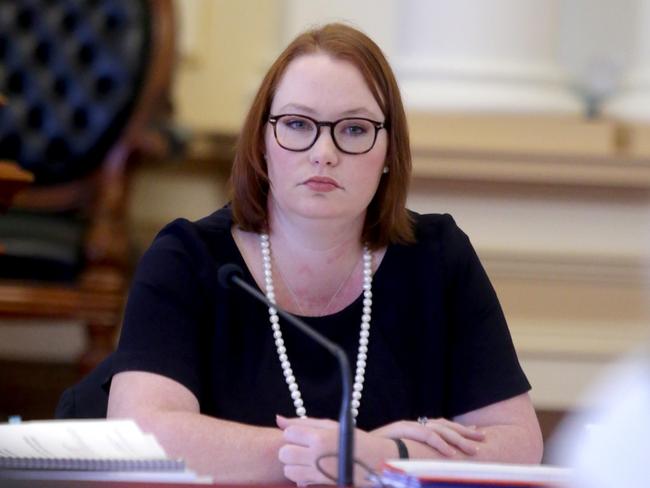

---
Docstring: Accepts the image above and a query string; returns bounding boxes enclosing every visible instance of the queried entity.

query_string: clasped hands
[276,414,485,486]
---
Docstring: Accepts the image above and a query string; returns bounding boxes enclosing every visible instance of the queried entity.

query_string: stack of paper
[381,459,571,488]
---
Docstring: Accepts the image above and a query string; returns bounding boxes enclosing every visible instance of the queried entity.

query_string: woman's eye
[283,118,311,131]
[342,123,368,136]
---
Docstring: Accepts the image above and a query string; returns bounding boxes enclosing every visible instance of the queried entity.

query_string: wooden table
[0,161,34,211]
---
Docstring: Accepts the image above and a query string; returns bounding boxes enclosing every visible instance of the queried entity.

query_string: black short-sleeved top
[112,206,530,431]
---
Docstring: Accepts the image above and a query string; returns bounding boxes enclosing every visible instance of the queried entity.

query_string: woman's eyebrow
[275,103,381,119]
[275,103,317,115]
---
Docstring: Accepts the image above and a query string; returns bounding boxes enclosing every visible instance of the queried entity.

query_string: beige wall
[173,0,283,133]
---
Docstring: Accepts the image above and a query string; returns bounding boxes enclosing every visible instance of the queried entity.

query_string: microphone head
[217,263,244,289]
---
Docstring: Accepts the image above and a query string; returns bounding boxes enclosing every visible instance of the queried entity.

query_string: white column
[604,0,650,122]
[394,0,582,114]
[281,0,398,59]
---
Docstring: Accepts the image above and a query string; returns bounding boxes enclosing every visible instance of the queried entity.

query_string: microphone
[218,263,355,486]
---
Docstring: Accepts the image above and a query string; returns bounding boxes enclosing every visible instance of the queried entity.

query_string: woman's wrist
[392,438,409,459]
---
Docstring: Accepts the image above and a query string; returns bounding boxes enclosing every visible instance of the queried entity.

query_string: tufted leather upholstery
[0,0,151,184]
[0,0,175,376]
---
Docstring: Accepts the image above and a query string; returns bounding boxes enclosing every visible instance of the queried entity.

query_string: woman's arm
[107,371,286,483]
[373,393,543,463]
[277,393,542,485]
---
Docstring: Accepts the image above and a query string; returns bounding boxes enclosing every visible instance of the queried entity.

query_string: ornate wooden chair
[0,0,175,374]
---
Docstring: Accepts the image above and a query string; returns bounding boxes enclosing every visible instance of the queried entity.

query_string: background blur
[2,0,649,447]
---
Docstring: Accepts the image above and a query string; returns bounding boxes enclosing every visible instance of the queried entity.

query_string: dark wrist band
[392,438,409,459]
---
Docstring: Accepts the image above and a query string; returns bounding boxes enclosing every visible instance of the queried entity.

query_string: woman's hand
[276,415,395,486]
[371,418,485,457]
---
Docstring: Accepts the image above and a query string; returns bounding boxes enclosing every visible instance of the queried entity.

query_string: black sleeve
[110,219,210,400]
[440,215,530,417]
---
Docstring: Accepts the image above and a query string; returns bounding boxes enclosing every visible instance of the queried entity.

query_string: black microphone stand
[219,264,354,486]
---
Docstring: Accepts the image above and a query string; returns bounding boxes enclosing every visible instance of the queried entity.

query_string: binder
[0,419,208,483]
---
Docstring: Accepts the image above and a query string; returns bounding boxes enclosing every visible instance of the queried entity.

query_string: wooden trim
[408,113,650,189]
[0,161,34,211]
[408,113,615,156]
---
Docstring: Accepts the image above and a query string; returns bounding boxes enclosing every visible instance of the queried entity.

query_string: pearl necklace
[260,233,373,420]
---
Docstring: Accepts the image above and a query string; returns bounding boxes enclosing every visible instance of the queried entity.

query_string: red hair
[229,23,413,248]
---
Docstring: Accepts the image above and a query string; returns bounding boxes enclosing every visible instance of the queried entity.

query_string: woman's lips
[303,176,341,192]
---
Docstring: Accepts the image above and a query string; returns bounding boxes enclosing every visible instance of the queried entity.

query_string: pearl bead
[260,233,372,420]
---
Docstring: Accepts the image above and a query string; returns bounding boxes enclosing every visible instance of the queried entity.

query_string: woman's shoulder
[400,210,476,270]
[145,206,234,263]
[407,210,466,245]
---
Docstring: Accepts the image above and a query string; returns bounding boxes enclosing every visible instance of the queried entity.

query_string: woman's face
[264,53,388,224]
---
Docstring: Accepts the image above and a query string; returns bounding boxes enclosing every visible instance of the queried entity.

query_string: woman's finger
[433,418,485,440]
[278,443,311,466]
[426,423,480,455]
[282,424,325,447]
[276,414,338,430]
[283,464,328,486]
[371,421,482,456]
[373,422,456,456]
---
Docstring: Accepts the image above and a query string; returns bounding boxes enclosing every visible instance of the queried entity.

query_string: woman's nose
[308,127,339,166]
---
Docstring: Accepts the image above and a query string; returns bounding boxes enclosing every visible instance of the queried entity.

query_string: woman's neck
[259,203,367,315]
[268,204,365,256]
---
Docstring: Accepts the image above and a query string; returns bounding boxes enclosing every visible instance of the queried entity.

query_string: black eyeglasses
[268,113,386,155]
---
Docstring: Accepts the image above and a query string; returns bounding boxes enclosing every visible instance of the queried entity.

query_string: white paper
[0,419,168,460]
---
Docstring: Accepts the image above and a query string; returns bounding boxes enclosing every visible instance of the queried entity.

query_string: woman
[107,23,542,484]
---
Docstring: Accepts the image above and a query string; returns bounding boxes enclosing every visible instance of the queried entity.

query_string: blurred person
[549,346,650,488]
[106,23,542,484]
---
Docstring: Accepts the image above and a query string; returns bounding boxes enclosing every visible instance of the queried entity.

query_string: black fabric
[55,354,113,419]
[109,206,530,430]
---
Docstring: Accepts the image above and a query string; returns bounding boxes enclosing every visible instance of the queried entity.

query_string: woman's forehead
[270,53,383,119]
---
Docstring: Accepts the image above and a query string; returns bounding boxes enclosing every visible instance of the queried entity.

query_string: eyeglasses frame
[268,113,386,155]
